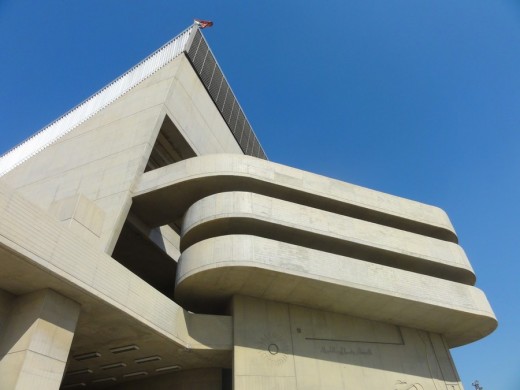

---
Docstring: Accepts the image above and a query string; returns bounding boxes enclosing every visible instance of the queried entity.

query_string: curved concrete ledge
[175,235,497,347]
[181,192,475,284]
[133,154,458,242]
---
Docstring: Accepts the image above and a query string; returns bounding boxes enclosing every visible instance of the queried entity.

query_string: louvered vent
[186,29,267,160]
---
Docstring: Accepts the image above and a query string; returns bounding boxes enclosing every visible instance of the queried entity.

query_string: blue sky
[1,1,519,388]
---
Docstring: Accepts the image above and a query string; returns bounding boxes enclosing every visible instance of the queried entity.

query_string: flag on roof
[194,19,214,29]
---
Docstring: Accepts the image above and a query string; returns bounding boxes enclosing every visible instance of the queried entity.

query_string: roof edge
[184,29,267,160]
[0,26,196,176]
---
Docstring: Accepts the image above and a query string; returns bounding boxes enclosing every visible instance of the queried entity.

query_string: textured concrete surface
[0,26,496,389]
[176,235,495,347]
[234,295,463,390]
[0,289,80,390]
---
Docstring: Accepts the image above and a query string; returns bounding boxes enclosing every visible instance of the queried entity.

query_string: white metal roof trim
[0,26,194,177]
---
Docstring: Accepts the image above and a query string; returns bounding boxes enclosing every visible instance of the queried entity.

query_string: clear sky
[1,1,519,388]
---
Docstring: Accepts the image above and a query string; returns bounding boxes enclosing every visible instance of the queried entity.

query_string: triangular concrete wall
[2,53,243,253]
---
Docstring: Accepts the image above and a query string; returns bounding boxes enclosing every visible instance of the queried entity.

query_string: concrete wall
[181,191,473,283]
[3,54,243,254]
[233,295,462,390]
[133,154,457,242]
[0,46,494,389]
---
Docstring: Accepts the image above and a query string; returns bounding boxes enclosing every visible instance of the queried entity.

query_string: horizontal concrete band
[0,181,232,354]
[133,154,458,242]
[181,192,475,285]
[175,235,497,347]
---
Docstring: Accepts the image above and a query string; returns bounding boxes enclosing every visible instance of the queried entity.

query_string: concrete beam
[181,191,474,284]
[0,289,80,390]
[133,154,458,242]
[232,295,464,390]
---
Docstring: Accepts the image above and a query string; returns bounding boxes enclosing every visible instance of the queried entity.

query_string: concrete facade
[0,25,495,389]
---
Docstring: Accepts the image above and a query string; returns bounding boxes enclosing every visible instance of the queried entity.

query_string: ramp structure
[0,24,496,390]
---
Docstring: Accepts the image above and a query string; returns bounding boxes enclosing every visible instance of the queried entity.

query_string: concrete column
[0,289,80,390]
[233,295,297,390]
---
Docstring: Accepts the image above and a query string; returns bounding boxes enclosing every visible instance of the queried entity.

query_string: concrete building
[0,24,496,390]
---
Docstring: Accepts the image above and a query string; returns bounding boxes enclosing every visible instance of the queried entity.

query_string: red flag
[194,19,214,29]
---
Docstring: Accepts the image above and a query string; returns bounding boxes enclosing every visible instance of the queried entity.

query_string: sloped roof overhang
[0,24,266,177]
